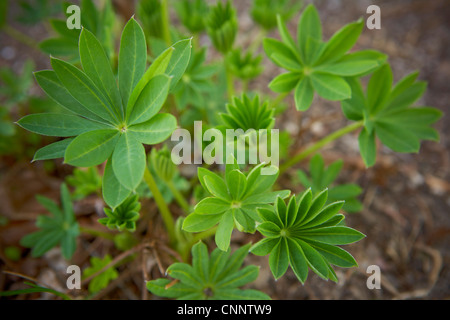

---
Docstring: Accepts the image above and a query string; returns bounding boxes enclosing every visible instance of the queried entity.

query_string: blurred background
[0,0,448,299]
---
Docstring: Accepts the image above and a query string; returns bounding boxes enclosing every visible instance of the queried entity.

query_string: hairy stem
[279,120,364,174]
[143,166,176,243]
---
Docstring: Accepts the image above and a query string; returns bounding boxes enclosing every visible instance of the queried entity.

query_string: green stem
[3,25,39,50]
[225,65,235,100]
[248,28,267,53]
[161,0,172,46]
[143,166,176,243]
[279,120,364,174]
[80,226,115,241]
[166,180,190,214]
[269,91,289,109]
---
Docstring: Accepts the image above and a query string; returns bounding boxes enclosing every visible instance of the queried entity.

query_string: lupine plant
[6,0,442,301]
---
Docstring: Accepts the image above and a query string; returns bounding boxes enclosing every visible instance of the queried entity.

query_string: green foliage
[17,18,191,209]
[265,4,386,111]
[220,94,275,130]
[0,281,71,300]
[297,154,363,213]
[173,47,218,110]
[226,48,263,81]
[183,157,290,251]
[175,0,209,34]
[137,0,163,39]
[99,194,141,232]
[0,59,35,106]
[206,0,238,54]
[251,0,302,30]
[251,190,365,282]
[83,255,119,294]
[147,241,270,300]
[16,0,60,25]
[65,167,102,200]
[40,0,115,62]
[20,183,79,260]
[341,64,443,167]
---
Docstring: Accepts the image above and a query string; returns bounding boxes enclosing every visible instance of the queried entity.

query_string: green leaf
[263,38,300,70]
[127,74,171,125]
[315,19,364,64]
[298,226,366,245]
[102,158,131,209]
[250,237,279,256]
[17,113,109,137]
[194,197,231,215]
[310,72,351,101]
[112,133,146,190]
[286,237,308,283]
[309,240,357,268]
[64,129,120,167]
[358,127,376,167]
[34,70,107,124]
[33,138,75,161]
[227,169,247,200]
[296,239,329,279]
[215,210,234,251]
[269,237,289,279]
[79,28,123,118]
[83,255,119,294]
[51,57,119,124]
[367,64,392,114]
[128,113,177,145]
[165,38,193,92]
[294,76,314,111]
[268,72,301,93]
[20,183,79,259]
[183,213,222,232]
[297,4,322,64]
[118,17,147,107]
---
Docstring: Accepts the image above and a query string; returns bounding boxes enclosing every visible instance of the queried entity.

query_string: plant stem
[225,65,234,100]
[3,25,39,50]
[143,166,176,243]
[166,180,190,214]
[80,226,115,241]
[161,0,172,46]
[279,120,364,174]
[269,91,290,109]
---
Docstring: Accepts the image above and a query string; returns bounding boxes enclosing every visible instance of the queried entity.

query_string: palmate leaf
[147,241,270,300]
[99,194,141,232]
[297,154,363,212]
[82,255,119,294]
[20,183,79,260]
[341,63,443,167]
[250,189,365,283]
[183,156,290,251]
[17,17,191,208]
[264,4,386,111]
[206,0,238,54]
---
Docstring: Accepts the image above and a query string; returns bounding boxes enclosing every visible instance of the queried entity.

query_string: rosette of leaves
[175,0,209,34]
[147,241,270,300]
[297,154,363,213]
[16,18,191,209]
[99,194,141,232]
[226,48,263,81]
[20,183,79,260]
[183,157,290,251]
[250,0,302,31]
[205,0,238,54]
[265,4,386,111]
[250,189,365,283]
[220,94,275,130]
[173,47,218,110]
[65,167,102,200]
[83,254,119,294]
[40,0,115,62]
[341,63,443,167]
